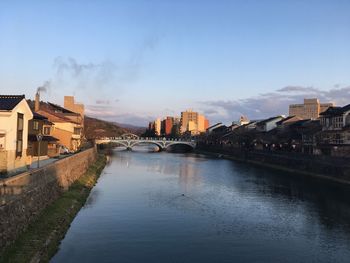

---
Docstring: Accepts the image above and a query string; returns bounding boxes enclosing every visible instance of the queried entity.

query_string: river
[51,150,350,262]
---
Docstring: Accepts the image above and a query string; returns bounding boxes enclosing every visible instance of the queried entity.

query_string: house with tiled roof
[27,111,59,158]
[28,92,84,152]
[317,104,350,156]
[0,95,33,175]
[255,116,285,132]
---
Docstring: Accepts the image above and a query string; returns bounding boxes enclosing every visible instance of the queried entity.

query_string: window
[16,113,24,157]
[43,126,51,135]
[0,134,5,149]
[33,120,39,130]
[74,127,81,135]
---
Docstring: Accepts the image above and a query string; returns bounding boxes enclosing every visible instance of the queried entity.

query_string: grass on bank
[0,154,107,263]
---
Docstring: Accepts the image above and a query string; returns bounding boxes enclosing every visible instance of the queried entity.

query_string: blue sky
[1,0,350,125]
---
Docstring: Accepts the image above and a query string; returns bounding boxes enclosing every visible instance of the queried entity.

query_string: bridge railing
[97,137,195,143]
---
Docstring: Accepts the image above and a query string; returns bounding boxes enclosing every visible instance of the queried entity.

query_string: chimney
[35,91,40,112]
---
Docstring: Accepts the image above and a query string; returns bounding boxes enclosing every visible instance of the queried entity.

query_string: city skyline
[1,0,350,126]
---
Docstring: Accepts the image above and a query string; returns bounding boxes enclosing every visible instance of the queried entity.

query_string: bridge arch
[112,141,129,148]
[164,141,196,151]
[130,140,164,151]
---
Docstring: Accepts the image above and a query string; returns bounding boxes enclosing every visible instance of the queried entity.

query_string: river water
[51,150,350,262]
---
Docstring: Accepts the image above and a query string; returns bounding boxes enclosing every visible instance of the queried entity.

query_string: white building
[256,116,285,132]
[0,95,33,175]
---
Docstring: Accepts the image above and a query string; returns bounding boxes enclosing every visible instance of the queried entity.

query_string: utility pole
[36,133,43,168]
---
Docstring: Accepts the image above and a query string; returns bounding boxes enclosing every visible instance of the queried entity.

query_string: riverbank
[196,146,350,186]
[0,154,106,263]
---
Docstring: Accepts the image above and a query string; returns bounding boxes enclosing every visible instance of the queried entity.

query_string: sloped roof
[0,95,25,110]
[207,122,223,130]
[320,104,350,116]
[276,116,301,125]
[48,102,77,114]
[26,99,81,124]
[257,116,284,126]
[32,111,48,120]
[37,109,80,124]
[288,119,311,128]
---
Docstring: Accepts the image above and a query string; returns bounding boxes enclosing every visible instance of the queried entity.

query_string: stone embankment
[0,147,97,251]
[197,145,350,185]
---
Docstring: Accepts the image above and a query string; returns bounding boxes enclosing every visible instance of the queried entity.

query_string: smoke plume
[37,80,51,93]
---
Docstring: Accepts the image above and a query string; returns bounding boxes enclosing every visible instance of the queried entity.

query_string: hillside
[113,122,146,136]
[84,116,128,139]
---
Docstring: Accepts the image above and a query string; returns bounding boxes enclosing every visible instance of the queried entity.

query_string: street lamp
[36,133,43,168]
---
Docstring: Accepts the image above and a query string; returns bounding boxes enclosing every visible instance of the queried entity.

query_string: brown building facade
[161,117,174,136]
[289,98,333,120]
[31,93,84,152]
[180,110,209,135]
[27,112,59,157]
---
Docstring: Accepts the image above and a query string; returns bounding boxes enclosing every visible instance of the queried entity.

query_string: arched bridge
[95,133,196,151]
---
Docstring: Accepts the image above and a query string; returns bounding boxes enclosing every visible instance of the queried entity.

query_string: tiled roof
[289,119,310,128]
[276,116,295,125]
[207,123,223,130]
[37,109,80,124]
[48,102,77,114]
[0,95,25,110]
[33,111,48,120]
[257,116,283,125]
[320,104,350,116]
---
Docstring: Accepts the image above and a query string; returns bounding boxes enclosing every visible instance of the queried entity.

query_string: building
[238,115,250,125]
[64,96,85,119]
[299,120,322,155]
[197,114,210,133]
[180,110,198,134]
[256,116,285,132]
[180,110,209,135]
[154,118,161,136]
[0,95,33,175]
[289,98,334,120]
[27,112,59,158]
[317,104,350,156]
[64,96,85,130]
[31,93,84,152]
[161,116,174,136]
[276,116,303,131]
[206,123,224,134]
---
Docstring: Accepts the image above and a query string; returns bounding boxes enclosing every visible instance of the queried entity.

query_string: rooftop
[256,116,284,126]
[0,95,25,111]
[320,104,350,116]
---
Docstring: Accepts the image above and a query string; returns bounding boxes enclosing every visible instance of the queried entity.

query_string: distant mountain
[113,122,146,135]
[84,116,128,139]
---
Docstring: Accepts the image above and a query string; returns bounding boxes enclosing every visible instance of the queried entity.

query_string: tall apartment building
[154,118,161,136]
[289,98,334,120]
[180,110,209,135]
[161,117,174,136]
[180,110,198,134]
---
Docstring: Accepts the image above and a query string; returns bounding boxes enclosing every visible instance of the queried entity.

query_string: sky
[1,0,350,126]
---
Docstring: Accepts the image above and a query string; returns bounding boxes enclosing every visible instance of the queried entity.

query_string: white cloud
[200,85,350,123]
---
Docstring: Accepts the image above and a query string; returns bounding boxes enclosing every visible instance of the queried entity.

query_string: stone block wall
[0,147,97,250]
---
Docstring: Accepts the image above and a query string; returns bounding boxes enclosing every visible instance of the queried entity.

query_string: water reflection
[52,150,350,263]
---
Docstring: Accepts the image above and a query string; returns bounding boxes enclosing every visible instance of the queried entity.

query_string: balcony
[72,134,81,140]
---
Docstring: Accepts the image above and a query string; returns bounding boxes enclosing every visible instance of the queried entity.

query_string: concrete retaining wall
[198,145,350,185]
[0,147,97,250]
